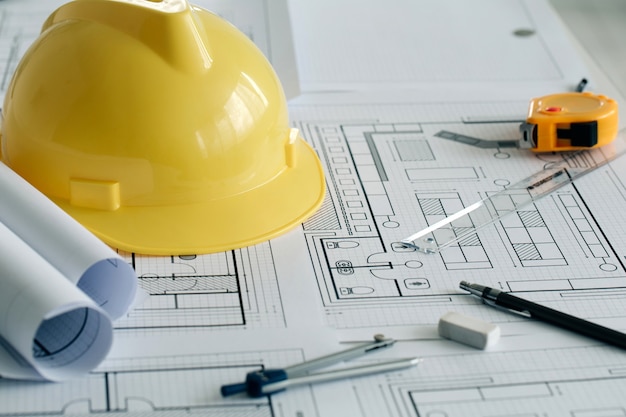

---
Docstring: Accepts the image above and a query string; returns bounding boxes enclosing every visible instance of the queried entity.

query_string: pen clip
[483,298,531,318]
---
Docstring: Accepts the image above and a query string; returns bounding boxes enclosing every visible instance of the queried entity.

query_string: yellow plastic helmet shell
[0,0,325,255]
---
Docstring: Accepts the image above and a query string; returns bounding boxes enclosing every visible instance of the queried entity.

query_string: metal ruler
[401,129,626,254]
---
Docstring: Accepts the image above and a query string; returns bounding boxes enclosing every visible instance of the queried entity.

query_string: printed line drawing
[0,350,306,416]
[297,117,626,328]
[115,244,286,330]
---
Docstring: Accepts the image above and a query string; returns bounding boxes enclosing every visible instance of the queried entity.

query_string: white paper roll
[0,162,137,381]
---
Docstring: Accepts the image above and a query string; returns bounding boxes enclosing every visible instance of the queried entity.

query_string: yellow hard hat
[0,0,325,255]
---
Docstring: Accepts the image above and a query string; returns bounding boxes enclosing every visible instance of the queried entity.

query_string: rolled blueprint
[0,162,137,381]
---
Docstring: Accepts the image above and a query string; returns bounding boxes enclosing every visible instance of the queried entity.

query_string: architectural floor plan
[293,102,626,331]
[116,244,287,330]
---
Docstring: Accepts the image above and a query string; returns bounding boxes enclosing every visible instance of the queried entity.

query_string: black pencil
[460,281,626,349]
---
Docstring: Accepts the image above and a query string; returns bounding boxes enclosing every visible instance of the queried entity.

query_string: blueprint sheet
[2,0,626,416]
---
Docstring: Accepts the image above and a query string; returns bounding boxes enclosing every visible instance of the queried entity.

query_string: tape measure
[519,92,618,152]
[401,92,623,254]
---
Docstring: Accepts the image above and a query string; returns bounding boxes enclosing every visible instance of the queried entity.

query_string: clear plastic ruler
[401,129,626,254]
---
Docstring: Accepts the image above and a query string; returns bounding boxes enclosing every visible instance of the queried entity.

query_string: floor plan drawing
[348,341,626,417]
[0,348,313,417]
[295,108,626,329]
[1,336,625,417]
[115,243,286,330]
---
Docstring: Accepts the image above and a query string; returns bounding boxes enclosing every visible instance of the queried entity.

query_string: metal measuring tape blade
[401,128,626,254]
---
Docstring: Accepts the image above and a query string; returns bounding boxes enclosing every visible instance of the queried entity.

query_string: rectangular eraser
[438,311,500,349]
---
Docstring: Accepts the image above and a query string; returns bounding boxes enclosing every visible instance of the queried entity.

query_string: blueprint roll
[0,162,138,381]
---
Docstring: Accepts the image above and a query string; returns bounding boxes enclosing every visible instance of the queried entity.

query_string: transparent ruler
[401,129,626,254]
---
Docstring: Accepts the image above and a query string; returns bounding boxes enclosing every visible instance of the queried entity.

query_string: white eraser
[438,311,500,349]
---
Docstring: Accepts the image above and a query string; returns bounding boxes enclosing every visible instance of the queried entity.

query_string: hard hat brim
[52,139,326,255]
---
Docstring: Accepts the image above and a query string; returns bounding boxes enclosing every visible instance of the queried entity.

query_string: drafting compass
[402,90,623,254]
[220,335,420,397]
